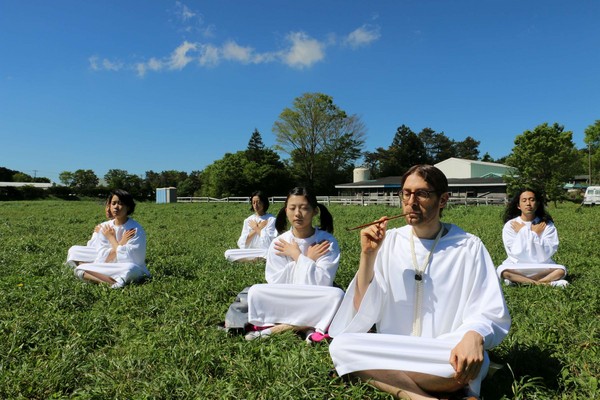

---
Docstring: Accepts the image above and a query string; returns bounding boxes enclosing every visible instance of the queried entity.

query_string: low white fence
[177,195,506,206]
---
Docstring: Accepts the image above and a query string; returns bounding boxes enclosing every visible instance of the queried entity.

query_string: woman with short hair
[72,189,150,289]
[224,190,277,262]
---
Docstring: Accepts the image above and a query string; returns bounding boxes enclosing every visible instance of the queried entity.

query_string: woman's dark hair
[108,189,136,216]
[503,188,552,223]
[401,164,449,217]
[104,195,113,219]
[249,190,270,213]
[275,187,334,235]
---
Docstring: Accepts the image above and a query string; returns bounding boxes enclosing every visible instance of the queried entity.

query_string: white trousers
[248,284,344,333]
[497,263,566,279]
[329,333,489,395]
[224,248,268,262]
[74,262,150,285]
[66,245,98,268]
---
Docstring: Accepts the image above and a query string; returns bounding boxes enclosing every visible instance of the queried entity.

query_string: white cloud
[133,42,196,77]
[173,2,207,36]
[89,56,100,71]
[344,24,381,49]
[148,58,164,71]
[176,1,196,21]
[88,56,123,72]
[98,32,327,76]
[168,41,197,70]
[89,9,380,76]
[102,59,123,71]
[135,59,164,77]
[222,41,254,63]
[135,62,147,77]
[281,32,325,69]
[199,44,220,67]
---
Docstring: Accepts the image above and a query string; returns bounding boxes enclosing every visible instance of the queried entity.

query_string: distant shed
[156,187,177,204]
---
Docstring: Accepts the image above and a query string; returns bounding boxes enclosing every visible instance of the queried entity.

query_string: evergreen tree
[366,125,427,178]
[246,128,266,163]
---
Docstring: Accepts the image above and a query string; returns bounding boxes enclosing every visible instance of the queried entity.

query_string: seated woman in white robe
[496,188,568,287]
[224,190,277,262]
[245,187,344,342]
[74,189,150,289]
[66,199,111,268]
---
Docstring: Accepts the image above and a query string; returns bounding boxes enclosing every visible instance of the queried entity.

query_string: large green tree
[60,169,98,189]
[505,122,579,203]
[418,128,456,164]
[455,136,480,160]
[273,93,365,192]
[104,169,144,198]
[200,130,289,197]
[144,170,188,189]
[200,152,255,197]
[177,170,202,197]
[364,125,427,178]
[584,120,600,184]
[58,169,99,197]
[0,167,17,181]
[104,169,131,190]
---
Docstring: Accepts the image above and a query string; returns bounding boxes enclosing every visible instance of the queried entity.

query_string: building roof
[435,157,511,169]
[447,177,506,187]
[335,176,505,189]
[335,176,402,189]
[0,182,53,188]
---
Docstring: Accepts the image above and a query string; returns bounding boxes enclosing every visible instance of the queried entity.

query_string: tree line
[2,93,599,202]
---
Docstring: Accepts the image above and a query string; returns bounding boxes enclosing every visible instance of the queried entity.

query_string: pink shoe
[306,331,331,343]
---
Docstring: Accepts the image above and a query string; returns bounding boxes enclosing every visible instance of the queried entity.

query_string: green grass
[0,201,598,399]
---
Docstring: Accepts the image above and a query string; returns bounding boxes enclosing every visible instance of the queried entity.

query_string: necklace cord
[410,224,445,336]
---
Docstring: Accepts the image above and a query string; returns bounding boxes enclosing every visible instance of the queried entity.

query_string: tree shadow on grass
[481,344,563,399]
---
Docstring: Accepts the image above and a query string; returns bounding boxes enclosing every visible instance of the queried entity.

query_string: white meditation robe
[66,229,103,268]
[496,216,567,279]
[329,224,510,395]
[248,228,344,333]
[224,213,277,261]
[74,218,150,286]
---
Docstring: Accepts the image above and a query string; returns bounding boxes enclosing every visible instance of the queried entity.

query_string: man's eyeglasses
[401,189,436,201]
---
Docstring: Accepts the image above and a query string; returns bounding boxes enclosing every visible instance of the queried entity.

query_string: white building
[335,158,514,203]
[434,157,514,179]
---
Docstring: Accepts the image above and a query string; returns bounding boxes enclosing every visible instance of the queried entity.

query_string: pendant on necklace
[415,273,422,281]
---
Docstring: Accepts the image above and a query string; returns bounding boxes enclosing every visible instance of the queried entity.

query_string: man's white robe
[496,216,567,279]
[248,228,344,333]
[74,218,150,286]
[224,213,277,262]
[329,224,510,395]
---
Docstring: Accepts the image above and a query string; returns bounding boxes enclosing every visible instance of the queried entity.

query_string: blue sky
[1,1,599,184]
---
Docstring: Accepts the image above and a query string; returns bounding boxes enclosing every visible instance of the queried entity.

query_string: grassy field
[0,200,598,399]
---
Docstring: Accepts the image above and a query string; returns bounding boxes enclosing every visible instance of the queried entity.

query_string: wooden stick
[345,213,408,231]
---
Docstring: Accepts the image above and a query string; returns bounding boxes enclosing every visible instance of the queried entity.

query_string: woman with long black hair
[497,188,568,287]
[245,187,344,341]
